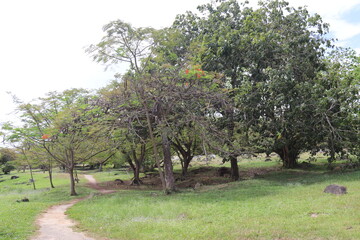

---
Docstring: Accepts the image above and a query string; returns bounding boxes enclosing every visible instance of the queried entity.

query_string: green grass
[1,155,358,240]
[68,161,360,240]
[0,170,90,240]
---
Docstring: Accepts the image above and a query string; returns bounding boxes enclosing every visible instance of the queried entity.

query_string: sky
[0,0,359,127]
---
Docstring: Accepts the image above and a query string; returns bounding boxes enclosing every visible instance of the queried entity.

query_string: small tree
[7,89,113,196]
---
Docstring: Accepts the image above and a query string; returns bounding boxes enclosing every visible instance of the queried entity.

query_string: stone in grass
[16,197,29,203]
[324,184,347,195]
[11,176,19,180]
[114,179,124,185]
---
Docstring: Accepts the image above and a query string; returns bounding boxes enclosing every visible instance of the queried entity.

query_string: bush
[2,164,16,174]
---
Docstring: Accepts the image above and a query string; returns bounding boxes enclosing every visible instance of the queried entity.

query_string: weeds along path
[31,175,114,240]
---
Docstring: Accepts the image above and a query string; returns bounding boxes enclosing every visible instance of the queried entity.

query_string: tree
[171,124,203,177]
[88,20,169,190]
[8,89,113,195]
[174,0,332,168]
[173,0,258,178]
[315,48,360,163]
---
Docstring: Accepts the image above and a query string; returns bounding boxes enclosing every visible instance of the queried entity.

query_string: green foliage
[2,164,15,174]
[0,148,17,174]
[3,89,116,195]
[172,0,356,169]
[0,148,16,164]
[314,48,360,162]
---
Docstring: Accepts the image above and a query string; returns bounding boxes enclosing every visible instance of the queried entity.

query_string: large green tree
[174,0,333,168]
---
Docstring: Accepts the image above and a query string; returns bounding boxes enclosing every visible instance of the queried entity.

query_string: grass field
[1,155,359,240]
[0,170,90,240]
[68,157,360,240]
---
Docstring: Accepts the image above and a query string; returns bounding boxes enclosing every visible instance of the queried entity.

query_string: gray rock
[114,179,124,185]
[16,197,29,203]
[10,176,19,180]
[324,184,347,195]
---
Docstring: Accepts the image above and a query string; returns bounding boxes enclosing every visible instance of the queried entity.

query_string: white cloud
[330,19,360,41]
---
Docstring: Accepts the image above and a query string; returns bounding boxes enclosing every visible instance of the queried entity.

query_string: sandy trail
[83,175,115,194]
[31,175,114,240]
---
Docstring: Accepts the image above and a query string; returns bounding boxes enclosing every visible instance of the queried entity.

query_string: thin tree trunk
[48,161,55,189]
[132,162,142,185]
[143,100,165,189]
[226,106,240,181]
[125,151,143,185]
[29,164,36,190]
[182,156,193,177]
[230,155,239,180]
[68,166,77,196]
[162,129,176,194]
[173,138,193,177]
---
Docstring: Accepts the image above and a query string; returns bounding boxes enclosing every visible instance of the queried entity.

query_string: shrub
[2,164,16,174]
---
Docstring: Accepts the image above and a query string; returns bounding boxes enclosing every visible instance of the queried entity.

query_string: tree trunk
[68,166,77,196]
[29,164,36,190]
[276,145,299,169]
[230,155,240,180]
[182,156,193,177]
[173,137,194,177]
[99,162,103,172]
[162,130,176,194]
[131,162,142,185]
[141,96,166,189]
[60,164,66,171]
[48,169,55,189]
[125,151,143,185]
[182,159,190,177]
[226,106,240,181]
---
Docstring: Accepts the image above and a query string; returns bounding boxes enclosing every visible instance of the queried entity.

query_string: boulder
[16,197,29,203]
[324,184,347,195]
[114,179,124,185]
[10,176,19,180]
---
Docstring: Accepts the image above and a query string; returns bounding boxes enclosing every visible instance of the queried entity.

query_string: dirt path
[83,175,115,194]
[31,175,114,240]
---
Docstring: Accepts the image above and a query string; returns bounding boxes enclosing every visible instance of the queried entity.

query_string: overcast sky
[0,0,359,126]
